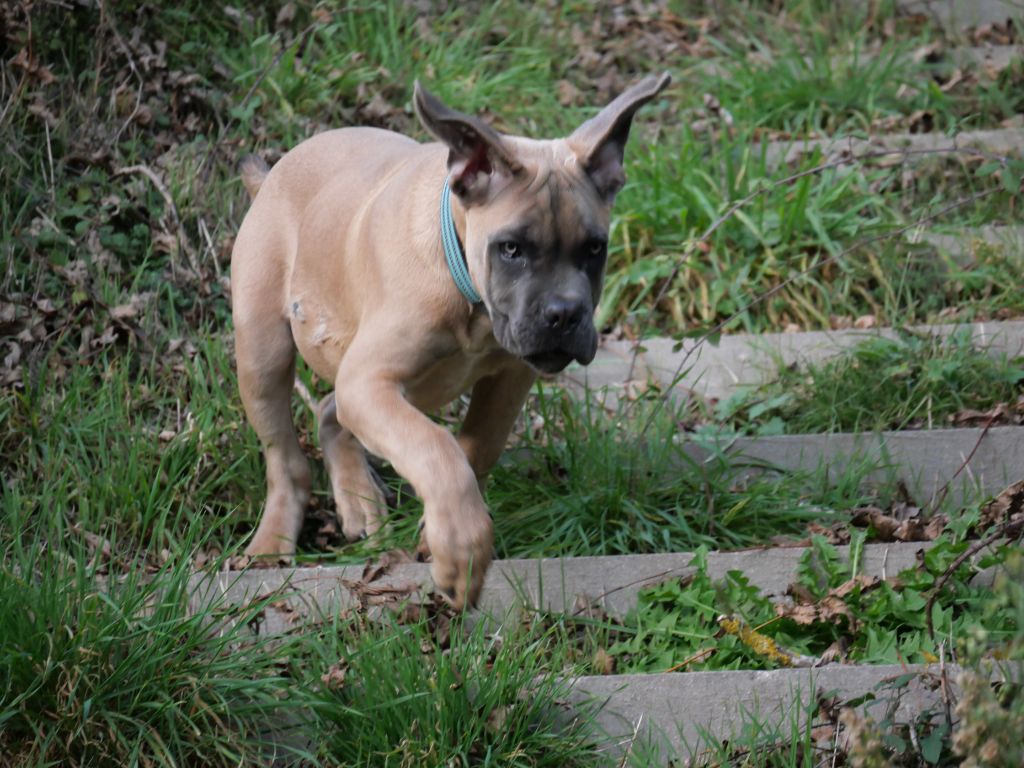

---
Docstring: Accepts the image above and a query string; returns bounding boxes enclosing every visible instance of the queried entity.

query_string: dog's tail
[239,154,270,200]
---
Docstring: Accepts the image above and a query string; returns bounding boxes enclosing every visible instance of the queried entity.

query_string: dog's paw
[333,477,388,541]
[424,507,493,610]
[244,532,297,560]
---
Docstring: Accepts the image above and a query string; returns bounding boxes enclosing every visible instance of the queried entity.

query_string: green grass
[2,342,262,560]
[302,386,892,564]
[624,689,831,767]
[0,510,312,765]
[693,33,1024,136]
[4,0,1022,347]
[715,328,1024,434]
[487,389,883,557]
[0,506,603,766]
[312,612,599,766]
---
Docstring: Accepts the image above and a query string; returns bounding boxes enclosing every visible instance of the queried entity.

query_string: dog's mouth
[522,349,576,374]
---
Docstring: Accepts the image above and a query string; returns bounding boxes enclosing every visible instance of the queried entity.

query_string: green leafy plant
[613,534,1021,673]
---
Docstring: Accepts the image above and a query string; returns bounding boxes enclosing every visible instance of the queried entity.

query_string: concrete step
[692,44,1020,80]
[685,425,1024,503]
[907,224,1024,263]
[760,127,1024,167]
[891,0,1022,29]
[190,545,1019,755]
[189,543,927,636]
[569,319,1024,402]
[571,663,1006,760]
[946,44,1021,72]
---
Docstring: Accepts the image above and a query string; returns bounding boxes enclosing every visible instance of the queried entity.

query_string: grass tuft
[716,328,1024,434]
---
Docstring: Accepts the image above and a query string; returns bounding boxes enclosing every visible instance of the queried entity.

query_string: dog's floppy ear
[414,81,521,204]
[568,72,671,204]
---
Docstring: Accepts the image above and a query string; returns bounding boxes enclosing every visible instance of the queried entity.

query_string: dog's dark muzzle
[520,297,599,373]
[493,292,600,373]
[523,349,577,373]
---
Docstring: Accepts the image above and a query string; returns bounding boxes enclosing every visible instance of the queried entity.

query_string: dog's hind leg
[233,237,311,557]
[236,319,311,557]
[318,393,387,540]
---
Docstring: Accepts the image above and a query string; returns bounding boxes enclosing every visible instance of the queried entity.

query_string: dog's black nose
[542,297,585,333]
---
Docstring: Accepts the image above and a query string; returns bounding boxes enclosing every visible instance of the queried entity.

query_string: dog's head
[414,74,670,374]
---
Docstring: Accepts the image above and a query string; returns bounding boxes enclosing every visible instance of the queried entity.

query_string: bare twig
[570,568,682,616]
[617,714,643,768]
[664,646,716,672]
[114,164,200,278]
[634,186,1000,435]
[938,641,955,733]
[293,377,317,415]
[198,216,221,278]
[924,515,1024,641]
[926,411,998,515]
[43,120,55,207]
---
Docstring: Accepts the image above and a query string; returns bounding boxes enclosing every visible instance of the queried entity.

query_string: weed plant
[613,533,1021,671]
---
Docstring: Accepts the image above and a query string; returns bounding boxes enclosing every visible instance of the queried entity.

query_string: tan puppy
[232,73,670,608]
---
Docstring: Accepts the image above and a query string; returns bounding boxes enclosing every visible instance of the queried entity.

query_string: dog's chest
[404,318,510,411]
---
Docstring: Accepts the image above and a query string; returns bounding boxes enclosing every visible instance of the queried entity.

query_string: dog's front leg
[457,364,537,489]
[334,351,493,609]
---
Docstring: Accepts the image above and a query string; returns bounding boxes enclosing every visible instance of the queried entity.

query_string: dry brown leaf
[818,595,853,625]
[556,79,581,107]
[592,647,616,675]
[805,521,851,545]
[979,480,1024,530]
[91,326,119,349]
[850,506,900,540]
[110,292,154,320]
[831,574,878,599]
[778,602,819,625]
[340,577,421,607]
[818,640,847,665]
[853,314,876,329]
[786,582,817,605]
[321,660,348,690]
[361,549,416,583]
[486,705,509,734]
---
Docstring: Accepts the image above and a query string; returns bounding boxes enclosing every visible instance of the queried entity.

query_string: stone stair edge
[571,661,1022,758]
[189,542,932,632]
[595,317,1024,360]
[572,318,1024,402]
[757,126,1024,163]
[688,44,1020,80]
[890,0,1023,28]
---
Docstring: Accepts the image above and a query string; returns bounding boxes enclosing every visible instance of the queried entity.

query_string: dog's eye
[499,241,521,260]
[588,240,607,257]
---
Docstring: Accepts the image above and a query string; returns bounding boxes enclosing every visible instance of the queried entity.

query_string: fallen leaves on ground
[801,498,946,546]
[978,479,1024,530]
[778,574,885,632]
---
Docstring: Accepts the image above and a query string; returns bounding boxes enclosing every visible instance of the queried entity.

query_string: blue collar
[440,176,482,305]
